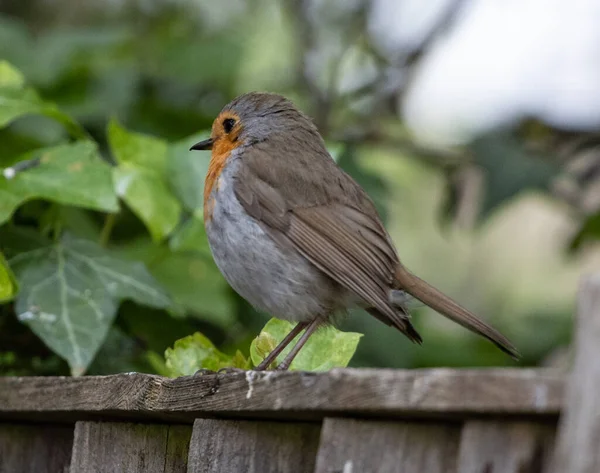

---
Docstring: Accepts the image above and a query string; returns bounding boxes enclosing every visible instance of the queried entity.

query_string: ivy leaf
[0,61,26,88]
[0,141,119,224]
[112,165,181,241]
[0,251,18,302]
[145,249,234,328]
[167,131,211,212]
[249,318,363,371]
[4,228,171,376]
[108,119,182,241]
[164,332,251,377]
[0,61,87,139]
[119,304,199,355]
[87,326,147,376]
[109,118,168,173]
[113,238,234,329]
[169,213,211,255]
[167,132,212,254]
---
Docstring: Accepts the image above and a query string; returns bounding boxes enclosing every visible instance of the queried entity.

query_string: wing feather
[287,211,415,336]
[233,143,420,340]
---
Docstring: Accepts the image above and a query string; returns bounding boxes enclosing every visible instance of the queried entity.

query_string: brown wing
[233,140,422,342]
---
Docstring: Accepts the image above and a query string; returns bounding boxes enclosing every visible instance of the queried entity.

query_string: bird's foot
[193,368,217,376]
[217,367,247,375]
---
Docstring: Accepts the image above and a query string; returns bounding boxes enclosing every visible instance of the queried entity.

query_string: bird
[190,92,519,371]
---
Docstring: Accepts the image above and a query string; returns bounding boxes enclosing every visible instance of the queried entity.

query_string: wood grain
[187,418,320,473]
[550,275,600,473]
[0,369,562,423]
[69,421,191,473]
[456,421,555,473]
[0,424,73,473]
[313,418,460,473]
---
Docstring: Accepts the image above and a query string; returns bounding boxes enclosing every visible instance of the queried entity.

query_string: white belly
[204,157,340,320]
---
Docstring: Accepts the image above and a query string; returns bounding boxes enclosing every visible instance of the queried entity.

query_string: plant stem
[52,220,62,242]
[99,214,116,247]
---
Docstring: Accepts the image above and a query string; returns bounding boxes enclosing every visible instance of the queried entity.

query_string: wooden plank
[456,421,555,473]
[69,421,191,473]
[0,423,73,473]
[187,418,320,473]
[551,275,600,473]
[313,418,460,473]
[0,369,563,423]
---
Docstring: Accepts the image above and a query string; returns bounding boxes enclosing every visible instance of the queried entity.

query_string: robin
[190,92,519,370]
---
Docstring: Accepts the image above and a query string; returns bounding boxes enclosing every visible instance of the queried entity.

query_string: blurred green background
[1,0,598,376]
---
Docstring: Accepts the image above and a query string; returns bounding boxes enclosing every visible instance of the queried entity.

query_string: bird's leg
[255,321,309,371]
[276,318,321,371]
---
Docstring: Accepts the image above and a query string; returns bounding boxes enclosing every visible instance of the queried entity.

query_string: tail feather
[394,265,520,360]
[366,308,423,344]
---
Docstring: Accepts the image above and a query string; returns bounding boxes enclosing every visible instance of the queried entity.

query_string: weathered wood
[551,275,600,473]
[0,369,562,423]
[313,418,460,473]
[187,418,320,473]
[69,421,191,473]
[0,423,73,473]
[456,421,555,473]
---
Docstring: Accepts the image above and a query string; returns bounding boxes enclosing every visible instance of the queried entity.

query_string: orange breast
[203,138,237,222]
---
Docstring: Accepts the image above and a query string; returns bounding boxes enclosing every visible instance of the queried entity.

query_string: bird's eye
[222,118,236,133]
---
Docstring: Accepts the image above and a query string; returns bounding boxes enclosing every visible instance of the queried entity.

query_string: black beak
[190,138,213,151]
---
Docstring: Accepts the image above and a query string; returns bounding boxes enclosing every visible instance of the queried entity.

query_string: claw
[193,368,217,376]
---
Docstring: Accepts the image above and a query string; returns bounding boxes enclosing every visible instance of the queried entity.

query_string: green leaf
[0,61,88,139]
[249,319,362,371]
[326,142,345,163]
[108,119,181,241]
[119,302,199,354]
[148,29,245,86]
[164,332,250,377]
[0,61,25,88]
[112,165,181,241]
[570,212,600,250]
[0,251,18,302]
[5,228,171,375]
[148,249,234,328]
[0,127,44,164]
[109,118,169,173]
[53,206,102,241]
[0,141,119,224]
[166,132,213,254]
[471,132,560,220]
[0,18,30,81]
[146,350,172,377]
[25,27,132,87]
[167,131,211,211]
[114,238,235,329]
[169,214,211,255]
[86,326,146,375]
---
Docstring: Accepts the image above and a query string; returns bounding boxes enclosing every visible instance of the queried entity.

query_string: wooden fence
[0,275,597,473]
